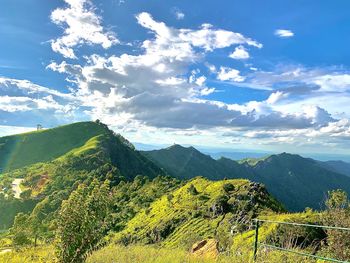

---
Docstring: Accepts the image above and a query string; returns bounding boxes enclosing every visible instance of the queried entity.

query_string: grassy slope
[113,177,283,249]
[0,121,108,171]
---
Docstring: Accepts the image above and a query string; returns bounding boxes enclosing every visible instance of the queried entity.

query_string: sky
[1,0,350,157]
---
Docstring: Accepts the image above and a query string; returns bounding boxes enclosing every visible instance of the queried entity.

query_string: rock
[191,239,219,259]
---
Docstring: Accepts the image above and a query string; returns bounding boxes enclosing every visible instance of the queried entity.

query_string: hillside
[114,177,284,249]
[0,122,108,172]
[143,147,350,211]
[0,122,165,228]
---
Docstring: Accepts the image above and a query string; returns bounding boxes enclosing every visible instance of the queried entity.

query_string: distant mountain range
[143,145,350,211]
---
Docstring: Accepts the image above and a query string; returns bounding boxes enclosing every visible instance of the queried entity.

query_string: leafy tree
[10,212,31,246]
[55,179,112,263]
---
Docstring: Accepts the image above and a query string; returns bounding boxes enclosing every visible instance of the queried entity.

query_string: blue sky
[1,0,350,157]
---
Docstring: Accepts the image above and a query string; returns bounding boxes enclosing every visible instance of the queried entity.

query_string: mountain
[245,153,350,211]
[208,151,270,160]
[318,160,350,177]
[142,144,230,180]
[143,146,350,211]
[0,121,165,229]
[0,122,107,172]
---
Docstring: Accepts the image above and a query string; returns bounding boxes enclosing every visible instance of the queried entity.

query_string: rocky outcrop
[191,239,219,258]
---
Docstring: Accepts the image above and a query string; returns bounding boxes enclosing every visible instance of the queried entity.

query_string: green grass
[0,243,319,263]
[0,121,108,172]
[86,243,319,263]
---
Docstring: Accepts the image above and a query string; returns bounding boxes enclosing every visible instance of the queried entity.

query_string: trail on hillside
[12,178,24,198]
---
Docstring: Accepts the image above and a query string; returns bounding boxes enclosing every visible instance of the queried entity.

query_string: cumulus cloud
[46,11,349,152]
[229,45,250,60]
[48,12,273,129]
[50,0,118,59]
[217,67,245,82]
[274,29,294,38]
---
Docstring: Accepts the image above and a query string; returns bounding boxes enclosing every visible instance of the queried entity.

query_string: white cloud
[174,10,185,20]
[229,45,250,60]
[0,77,74,99]
[217,67,245,82]
[50,0,118,59]
[274,29,294,38]
[0,125,35,137]
[46,12,350,153]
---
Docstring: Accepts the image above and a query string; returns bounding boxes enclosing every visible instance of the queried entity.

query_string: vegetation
[144,146,350,211]
[320,190,350,260]
[1,121,350,262]
[143,145,256,181]
[56,180,111,263]
[0,121,108,171]
[113,177,283,249]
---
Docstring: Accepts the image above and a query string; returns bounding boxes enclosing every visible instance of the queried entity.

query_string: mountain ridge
[143,145,350,211]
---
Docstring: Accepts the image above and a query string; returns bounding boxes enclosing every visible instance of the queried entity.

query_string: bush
[321,190,350,261]
[55,179,112,263]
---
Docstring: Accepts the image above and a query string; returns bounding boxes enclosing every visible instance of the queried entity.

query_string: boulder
[191,239,219,259]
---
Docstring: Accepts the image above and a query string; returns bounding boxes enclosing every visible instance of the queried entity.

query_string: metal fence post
[253,219,259,261]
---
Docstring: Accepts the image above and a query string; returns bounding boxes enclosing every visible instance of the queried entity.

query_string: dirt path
[12,178,24,199]
[0,248,12,255]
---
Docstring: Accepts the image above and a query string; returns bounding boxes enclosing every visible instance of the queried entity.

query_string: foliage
[111,175,180,231]
[321,190,350,261]
[113,177,283,248]
[10,213,31,246]
[55,179,112,263]
[0,191,37,230]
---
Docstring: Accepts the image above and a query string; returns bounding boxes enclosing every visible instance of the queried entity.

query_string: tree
[55,179,111,263]
[11,213,31,246]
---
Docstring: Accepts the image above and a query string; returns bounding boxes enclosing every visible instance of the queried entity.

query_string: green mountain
[143,146,350,211]
[246,153,350,211]
[0,121,165,229]
[142,144,249,180]
[0,122,107,172]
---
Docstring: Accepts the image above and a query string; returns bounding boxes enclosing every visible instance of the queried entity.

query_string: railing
[253,219,350,262]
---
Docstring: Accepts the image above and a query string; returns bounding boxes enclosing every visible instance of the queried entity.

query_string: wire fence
[253,219,350,263]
